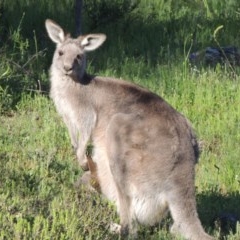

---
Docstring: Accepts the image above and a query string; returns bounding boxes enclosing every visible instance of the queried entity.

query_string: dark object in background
[213,212,240,237]
[189,46,240,68]
[75,0,83,36]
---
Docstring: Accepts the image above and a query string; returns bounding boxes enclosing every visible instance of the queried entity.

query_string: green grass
[0,95,116,240]
[1,0,240,239]
[0,62,240,239]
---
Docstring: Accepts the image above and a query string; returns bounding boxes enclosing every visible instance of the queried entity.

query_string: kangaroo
[45,19,214,240]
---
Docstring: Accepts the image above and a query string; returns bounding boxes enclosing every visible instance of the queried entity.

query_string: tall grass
[0,0,240,239]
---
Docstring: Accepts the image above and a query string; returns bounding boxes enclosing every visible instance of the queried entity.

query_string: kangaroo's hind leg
[106,113,140,237]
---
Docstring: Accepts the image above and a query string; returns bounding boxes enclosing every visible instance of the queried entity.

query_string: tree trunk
[75,0,83,36]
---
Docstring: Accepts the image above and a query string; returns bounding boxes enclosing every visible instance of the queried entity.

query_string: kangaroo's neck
[78,72,94,85]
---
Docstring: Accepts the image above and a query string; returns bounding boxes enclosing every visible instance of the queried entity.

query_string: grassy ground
[0,62,240,239]
[1,0,240,239]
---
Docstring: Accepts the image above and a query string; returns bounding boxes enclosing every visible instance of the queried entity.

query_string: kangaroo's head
[45,19,106,81]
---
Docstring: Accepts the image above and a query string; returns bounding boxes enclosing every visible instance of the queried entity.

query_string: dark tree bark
[75,0,83,36]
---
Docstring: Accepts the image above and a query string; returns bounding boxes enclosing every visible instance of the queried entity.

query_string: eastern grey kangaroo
[45,19,213,240]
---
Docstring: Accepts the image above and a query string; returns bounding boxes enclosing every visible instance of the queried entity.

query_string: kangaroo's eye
[58,50,64,56]
[76,54,81,60]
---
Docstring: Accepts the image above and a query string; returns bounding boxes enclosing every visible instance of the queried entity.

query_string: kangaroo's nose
[64,64,73,72]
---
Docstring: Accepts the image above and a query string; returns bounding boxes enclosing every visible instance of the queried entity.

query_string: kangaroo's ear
[80,34,106,51]
[45,19,65,44]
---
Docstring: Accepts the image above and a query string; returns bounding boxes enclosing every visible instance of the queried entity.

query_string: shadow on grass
[136,190,240,239]
[197,190,240,238]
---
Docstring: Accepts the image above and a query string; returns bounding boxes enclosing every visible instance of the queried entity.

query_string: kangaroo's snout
[63,63,73,73]
[62,53,84,76]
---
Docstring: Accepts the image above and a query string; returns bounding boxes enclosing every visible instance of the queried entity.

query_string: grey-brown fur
[45,19,214,240]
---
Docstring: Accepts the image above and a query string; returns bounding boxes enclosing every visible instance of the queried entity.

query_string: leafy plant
[0,15,48,114]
